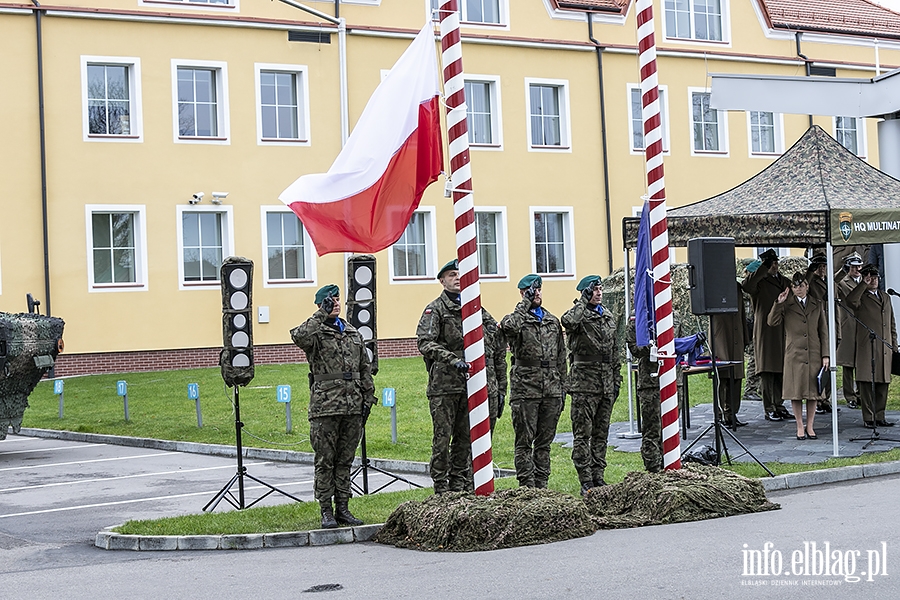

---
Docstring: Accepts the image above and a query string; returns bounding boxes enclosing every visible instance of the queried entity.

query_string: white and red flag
[279,24,443,256]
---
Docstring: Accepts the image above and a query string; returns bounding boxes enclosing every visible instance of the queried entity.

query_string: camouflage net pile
[374,487,597,552]
[584,464,779,529]
[376,465,779,552]
[0,312,65,439]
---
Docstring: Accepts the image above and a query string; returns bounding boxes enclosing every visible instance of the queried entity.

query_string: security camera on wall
[211,191,228,205]
[190,192,204,204]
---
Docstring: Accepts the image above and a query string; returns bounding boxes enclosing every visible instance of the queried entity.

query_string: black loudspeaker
[220,257,254,387]
[347,255,378,375]
[687,237,739,315]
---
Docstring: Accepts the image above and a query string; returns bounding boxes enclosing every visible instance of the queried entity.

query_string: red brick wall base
[53,338,421,377]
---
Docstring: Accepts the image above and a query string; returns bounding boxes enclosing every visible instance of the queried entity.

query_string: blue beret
[314,284,340,305]
[437,259,458,280]
[576,275,601,291]
[517,274,542,289]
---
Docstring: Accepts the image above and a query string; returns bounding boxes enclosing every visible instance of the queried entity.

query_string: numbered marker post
[382,388,397,444]
[116,380,129,422]
[54,379,64,418]
[188,383,202,427]
[277,385,292,433]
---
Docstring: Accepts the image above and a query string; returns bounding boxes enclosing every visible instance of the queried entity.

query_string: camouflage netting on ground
[584,464,779,529]
[0,312,65,440]
[376,465,779,552]
[374,487,597,552]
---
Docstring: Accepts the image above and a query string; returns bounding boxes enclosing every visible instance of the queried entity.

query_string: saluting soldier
[561,275,621,493]
[835,252,864,409]
[484,309,508,434]
[291,284,375,529]
[500,274,566,489]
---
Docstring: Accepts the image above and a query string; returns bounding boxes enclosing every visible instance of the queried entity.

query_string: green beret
[314,284,340,305]
[517,274,542,289]
[437,259,458,280]
[576,275,601,292]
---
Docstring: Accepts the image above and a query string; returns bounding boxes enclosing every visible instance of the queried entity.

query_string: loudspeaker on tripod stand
[687,237,739,316]
[219,257,254,387]
[346,255,378,375]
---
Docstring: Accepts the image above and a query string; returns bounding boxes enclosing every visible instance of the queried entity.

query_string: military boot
[319,500,338,529]
[334,499,363,526]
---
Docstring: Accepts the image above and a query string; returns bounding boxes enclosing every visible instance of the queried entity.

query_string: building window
[262,208,316,285]
[835,117,865,157]
[526,79,570,150]
[665,0,725,42]
[390,208,437,281]
[256,65,310,144]
[748,111,783,156]
[531,208,574,276]
[172,60,229,143]
[430,0,505,25]
[177,206,234,287]
[690,90,727,155]
[81,57,142,142]
[465,78,502,147]
[474,209,507,278]
[85,205,148,291]
[629,85,669,153]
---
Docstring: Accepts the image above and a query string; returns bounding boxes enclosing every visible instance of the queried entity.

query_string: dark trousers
[570,392,615,484]
[718,376,743,422]
[637,387,663,473]
[428,393,472,493]
[760,372,785,414]
[309,415,364,502]
[858,381,889,423]
[511,396,562,488]
[842,366,859,403]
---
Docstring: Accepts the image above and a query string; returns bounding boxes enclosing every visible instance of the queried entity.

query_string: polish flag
[279,24,443,256]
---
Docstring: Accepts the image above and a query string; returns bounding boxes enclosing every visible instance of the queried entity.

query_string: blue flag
[634,201,655,346]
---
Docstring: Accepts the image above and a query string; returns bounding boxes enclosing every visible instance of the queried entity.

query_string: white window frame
[254,63,310,146]
[473,207,509,281]
[259,206,317,288]
[171,59,230,145]
[427,0,510,30]
[688,87,729,157]
[139,0,239,11]
[627,83,670,155]
[84,204,149,293]
[525,78,572,152]
[464,74,503,150]
[388,206,438,284]
[529,206,576,280]
[745,111,784,158]
[176,205,235,290]
[662,0,731,46]
[81,56,143,143]
[834,116,867,159]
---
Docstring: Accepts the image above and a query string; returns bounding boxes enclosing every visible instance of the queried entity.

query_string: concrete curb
[760,460,900,492]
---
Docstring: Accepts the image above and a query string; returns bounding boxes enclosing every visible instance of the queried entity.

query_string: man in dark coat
[710,280,749,429]
[291,284,375,529]
[500,274,566,488]
[846,264,897,428]
[836,252,864,409]
[805,252,834,413]
[741,249,792,421]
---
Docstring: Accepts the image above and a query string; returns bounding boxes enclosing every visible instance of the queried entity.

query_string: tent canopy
[623,125,900,248]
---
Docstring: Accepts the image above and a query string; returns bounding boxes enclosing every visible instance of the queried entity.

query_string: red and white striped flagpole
[438,2,494,495]
[635,0,681,469]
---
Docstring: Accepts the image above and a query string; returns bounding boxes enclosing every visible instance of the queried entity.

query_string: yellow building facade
[0,0,897,373]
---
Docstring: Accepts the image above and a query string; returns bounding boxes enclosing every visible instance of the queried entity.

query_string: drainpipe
[334,0,339,19]
[31,0,51,316]
[587,14,614,276]
[795,32,814,128]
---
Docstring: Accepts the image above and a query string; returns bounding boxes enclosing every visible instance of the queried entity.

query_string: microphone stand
[834,299,900,449]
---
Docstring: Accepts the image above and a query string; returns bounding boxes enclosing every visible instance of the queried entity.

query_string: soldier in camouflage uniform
[291,284,375,529]
[562,275,621,493]
[484,311,508,433]
[626,316,662,473]
[500,274,566,488]
[417,260,483,493]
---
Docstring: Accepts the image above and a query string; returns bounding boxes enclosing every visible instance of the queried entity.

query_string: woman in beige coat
[767,272,829,440]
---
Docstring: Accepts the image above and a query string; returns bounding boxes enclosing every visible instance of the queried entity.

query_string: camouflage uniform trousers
[742,349,760,401]
[570,392,616,485]
[309,414,364,503]
[636,386,663,473]
[428,392,472,493]
[511,396,563,488]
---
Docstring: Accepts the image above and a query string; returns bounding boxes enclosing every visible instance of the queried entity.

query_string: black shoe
[732,418,748,427]
[816,405,832,415]
[863,421,876,429]
[876,420,895,427]
[744,393,762,402]
[320,501,338,529]
[765,412,784,422]
[774,408,793,419]
[580,482,594,496]
[846,399,860,409]
[334,500,364,527]
[593,478,607,488]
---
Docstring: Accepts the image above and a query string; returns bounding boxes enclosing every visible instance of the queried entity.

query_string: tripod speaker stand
[350,427,423,495]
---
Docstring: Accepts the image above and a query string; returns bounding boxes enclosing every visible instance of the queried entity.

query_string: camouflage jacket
[626,318,657,391]
[483,308,508,405]
[561,299,622,396]
[417,293,468,397]
[290,309,375,419]
[500,298,566,400]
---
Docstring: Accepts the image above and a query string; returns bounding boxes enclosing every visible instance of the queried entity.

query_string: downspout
[795,32,814,128]
[32,0,51,316]
[588,14,614,276]
[334,0,339,19]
